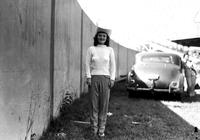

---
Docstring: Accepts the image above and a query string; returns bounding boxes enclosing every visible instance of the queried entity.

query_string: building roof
[172,37,200,47]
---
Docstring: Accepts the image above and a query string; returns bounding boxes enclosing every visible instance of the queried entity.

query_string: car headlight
[128,71,136,84]
[170,81,179,88]
[130,79,135,83]
[128,71,135,77]
[130,72,134,77]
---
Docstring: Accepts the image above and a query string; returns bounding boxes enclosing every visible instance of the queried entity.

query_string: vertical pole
[127,48,128,73]
[117,44,120,77]
[50,0,55,121]
[80,9,83,95]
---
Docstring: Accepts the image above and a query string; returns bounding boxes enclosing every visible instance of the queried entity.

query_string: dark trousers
[89,75,110,133]
[185,67,196,95]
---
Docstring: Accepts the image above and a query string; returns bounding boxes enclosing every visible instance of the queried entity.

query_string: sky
[77,0,200,49]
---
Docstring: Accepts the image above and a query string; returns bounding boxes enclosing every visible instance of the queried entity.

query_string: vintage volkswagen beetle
[127,52,185,97]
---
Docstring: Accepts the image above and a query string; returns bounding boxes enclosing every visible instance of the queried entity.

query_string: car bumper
[127,86,182,93]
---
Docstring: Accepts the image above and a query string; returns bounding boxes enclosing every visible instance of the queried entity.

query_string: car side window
[142,56,172,64]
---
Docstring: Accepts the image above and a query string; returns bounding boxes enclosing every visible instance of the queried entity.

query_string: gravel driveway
[162,90,200,129]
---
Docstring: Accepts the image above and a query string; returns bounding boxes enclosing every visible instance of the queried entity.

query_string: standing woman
[86,27,116,137]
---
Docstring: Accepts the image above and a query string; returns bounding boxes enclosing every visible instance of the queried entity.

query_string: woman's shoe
[98,132,105,137]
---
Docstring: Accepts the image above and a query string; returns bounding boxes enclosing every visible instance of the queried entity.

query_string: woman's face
[97,32,107,45]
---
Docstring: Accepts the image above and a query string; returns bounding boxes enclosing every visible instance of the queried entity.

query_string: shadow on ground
[128,91,200,102]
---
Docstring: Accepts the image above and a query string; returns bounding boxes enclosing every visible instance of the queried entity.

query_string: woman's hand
[86,78,91,86]
[110,80,115,88]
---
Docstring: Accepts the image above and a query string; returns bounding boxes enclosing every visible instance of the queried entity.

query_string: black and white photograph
[0,0,200,139]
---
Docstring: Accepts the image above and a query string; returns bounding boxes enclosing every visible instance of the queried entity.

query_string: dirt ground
[162,90,200,130]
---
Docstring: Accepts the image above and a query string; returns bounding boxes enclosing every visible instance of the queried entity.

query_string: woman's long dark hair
[93,32,110,46]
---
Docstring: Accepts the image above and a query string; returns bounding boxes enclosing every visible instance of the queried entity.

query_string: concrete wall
[0,0,138,139]
[127,49,138,71]
[0,0,51,140]
[111,41,120,78]
[53,0,82,117]
[81,12,97,93]
[118,46,129,76]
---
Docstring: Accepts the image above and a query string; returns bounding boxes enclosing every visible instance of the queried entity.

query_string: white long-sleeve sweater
[86,45,116,80]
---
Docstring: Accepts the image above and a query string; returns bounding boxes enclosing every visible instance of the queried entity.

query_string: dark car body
[127,52,185,97]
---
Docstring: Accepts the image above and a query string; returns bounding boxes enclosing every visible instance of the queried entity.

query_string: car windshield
[141,55,180,65]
